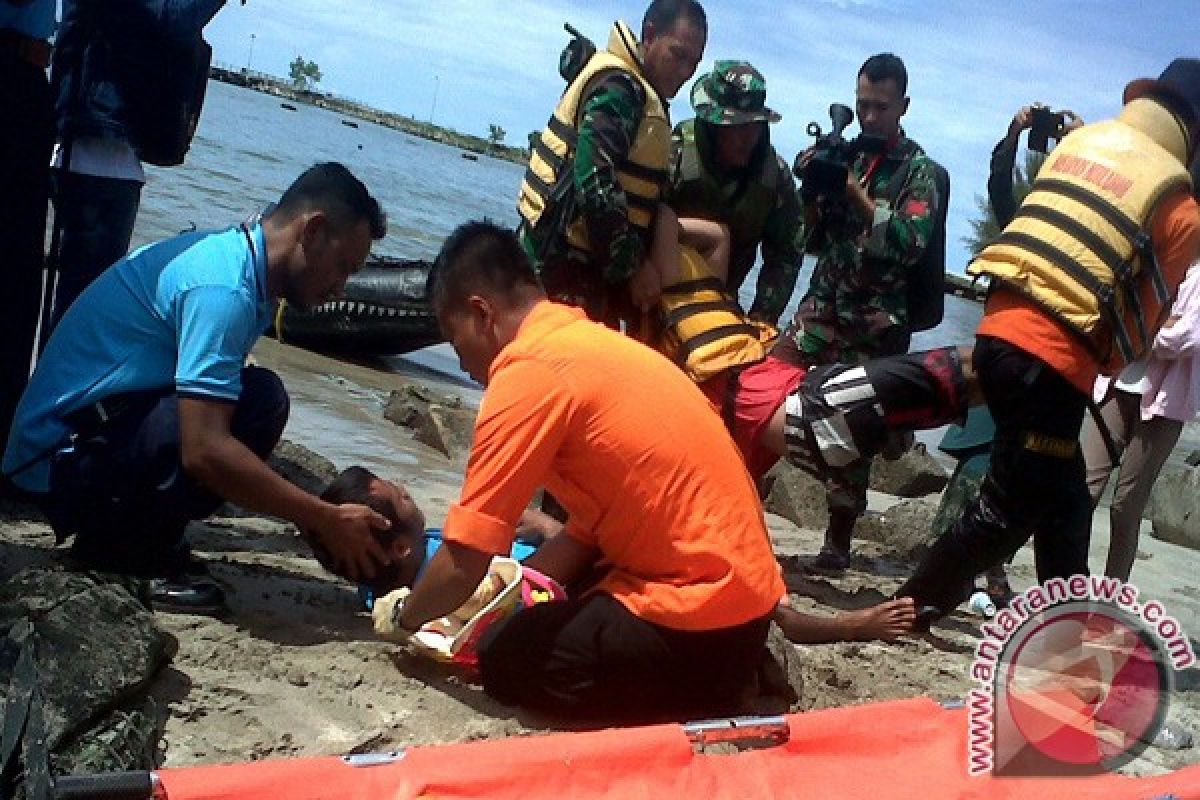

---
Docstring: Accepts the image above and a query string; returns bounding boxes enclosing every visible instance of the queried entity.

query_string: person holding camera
[517,0,707,329]
[897,59,1200,628]
[663,60,802,326]
[989,104,1084,228]
[773,53,941,573]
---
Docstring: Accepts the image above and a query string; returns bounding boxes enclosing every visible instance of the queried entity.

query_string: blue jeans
[44,366,289,576]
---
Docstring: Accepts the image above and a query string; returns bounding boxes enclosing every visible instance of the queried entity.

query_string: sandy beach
[2,336,1197,778]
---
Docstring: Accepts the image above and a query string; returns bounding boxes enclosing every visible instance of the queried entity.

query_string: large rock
[855,498,941,563]
[384,385,475,460]
[748,622,805,715]
[868,443,948,497]
[762,462,828,530]
[1147,465,1200,552]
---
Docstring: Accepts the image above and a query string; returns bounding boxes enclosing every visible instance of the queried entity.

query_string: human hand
[629,258,662,312]
[844,172,874,222]
[306,503,391,582]
[1007,106,1034,142]
[1060,109,1084,134]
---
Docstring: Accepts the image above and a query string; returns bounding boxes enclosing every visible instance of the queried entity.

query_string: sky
[205,0,1197,273]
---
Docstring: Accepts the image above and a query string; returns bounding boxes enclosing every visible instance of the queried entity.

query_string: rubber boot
[809,509,856,574]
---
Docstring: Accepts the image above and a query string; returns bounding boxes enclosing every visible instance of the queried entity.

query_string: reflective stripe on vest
[657,247,776,383]
[969,118,1191,365]
[517,20,670,254]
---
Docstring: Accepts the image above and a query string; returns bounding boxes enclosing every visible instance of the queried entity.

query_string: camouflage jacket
[665,120,803,325]
[775,135,938,365]
[520,73,654,320]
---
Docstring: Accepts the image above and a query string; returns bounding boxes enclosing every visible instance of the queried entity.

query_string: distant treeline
[209,64,530,165]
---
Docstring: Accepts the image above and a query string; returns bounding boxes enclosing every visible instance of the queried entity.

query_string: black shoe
[149,575,227,615]
[808,547,851,574]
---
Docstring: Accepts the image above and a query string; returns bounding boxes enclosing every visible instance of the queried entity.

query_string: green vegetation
[288,56,323,91]
[963,150,1047,257]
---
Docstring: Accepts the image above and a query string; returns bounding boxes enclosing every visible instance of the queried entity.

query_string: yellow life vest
[517,20,670,254]
[657,246,777,384]
[969,101,1193,365]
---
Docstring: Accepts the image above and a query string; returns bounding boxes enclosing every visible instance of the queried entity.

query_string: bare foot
[844,597,916,641]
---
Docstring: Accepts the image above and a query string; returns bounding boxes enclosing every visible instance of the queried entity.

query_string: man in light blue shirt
[4,163,395,614]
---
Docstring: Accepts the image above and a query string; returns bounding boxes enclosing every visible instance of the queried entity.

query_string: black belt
[0,28,51,69]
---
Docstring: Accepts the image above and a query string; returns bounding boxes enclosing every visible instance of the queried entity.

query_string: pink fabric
[1097,262,1200,421]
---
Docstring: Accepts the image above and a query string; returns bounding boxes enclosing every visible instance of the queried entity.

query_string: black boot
[809,509,856,574]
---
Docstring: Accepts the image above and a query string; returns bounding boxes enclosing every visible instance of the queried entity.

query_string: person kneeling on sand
[320,466,913,644]
[376,219,788,724]
[2,163,395,614]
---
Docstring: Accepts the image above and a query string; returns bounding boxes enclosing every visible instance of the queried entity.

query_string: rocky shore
[1,337,1197,778]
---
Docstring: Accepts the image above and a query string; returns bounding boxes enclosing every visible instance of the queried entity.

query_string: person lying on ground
[1,163,394,615]
[318,466,556,604]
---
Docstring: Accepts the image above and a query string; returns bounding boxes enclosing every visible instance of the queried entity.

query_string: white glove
[372,587,414,643]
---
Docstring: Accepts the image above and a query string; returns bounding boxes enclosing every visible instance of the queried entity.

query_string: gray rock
[267,439,339,495]
[748,622,804,715]
[1147,465,1200,552]
[868,443,948,497]
[762,462,828,530]
[855,498,941,563]
[411,405,476,459]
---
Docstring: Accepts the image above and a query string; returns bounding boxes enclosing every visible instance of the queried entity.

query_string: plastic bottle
[967,590,997,619]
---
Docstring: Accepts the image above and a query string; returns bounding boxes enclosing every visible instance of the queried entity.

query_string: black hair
[319,467,426,593]
[642,0,707,38]
[275,162,387,240]
[429,220,541,312]
[859,53,908,97]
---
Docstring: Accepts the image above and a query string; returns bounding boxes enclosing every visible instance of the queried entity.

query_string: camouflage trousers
[932,452,1011,589]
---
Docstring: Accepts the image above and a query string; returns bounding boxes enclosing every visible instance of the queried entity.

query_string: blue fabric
[0,0,56,39]
[3,223,271,492]
[359,528,540,611]
[51,0,225,145]
[417,530,538,580]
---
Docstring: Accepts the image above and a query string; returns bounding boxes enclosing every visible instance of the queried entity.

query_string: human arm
[858,150,937,265]
[178,396,390,578]
[987,107,1030,229]
[173,284,389,578]
[1153,265,1200,360]
[522,529,600,587]
[397,540,494,632]
[574,74,649,287]
[749,159,804,323]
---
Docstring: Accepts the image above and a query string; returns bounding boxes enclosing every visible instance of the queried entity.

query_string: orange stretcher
[53,697,1200,799]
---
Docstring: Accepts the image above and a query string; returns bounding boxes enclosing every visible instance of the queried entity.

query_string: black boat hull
[270,256,442,356]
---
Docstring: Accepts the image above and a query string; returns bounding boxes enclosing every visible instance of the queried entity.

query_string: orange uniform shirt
[977,191,1200,393]
[443,301,785,632]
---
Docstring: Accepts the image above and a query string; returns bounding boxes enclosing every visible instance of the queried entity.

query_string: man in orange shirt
[389,220,784,722]
[896,60,1200,628]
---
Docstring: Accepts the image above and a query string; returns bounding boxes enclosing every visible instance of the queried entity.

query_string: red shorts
[730,356,807,482]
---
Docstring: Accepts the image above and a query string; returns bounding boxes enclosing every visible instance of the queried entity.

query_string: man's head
[691,60,779,169]
[266,163,387,309]
[856,53,910,141]
[1124,58,1200,163]
[640,0,707,100]
[429,221,544,386]
[320,467,427,593]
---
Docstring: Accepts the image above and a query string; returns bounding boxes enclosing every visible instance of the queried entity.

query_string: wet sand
[1,337,1197,776]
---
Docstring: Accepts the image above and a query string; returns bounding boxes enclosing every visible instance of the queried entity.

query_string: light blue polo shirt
[0,0,56,40]
[3,224,272,492]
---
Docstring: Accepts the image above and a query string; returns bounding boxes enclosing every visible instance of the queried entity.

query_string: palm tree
[962,149,1047,257]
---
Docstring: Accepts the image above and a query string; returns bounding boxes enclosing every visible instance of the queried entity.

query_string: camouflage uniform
[775,134,939,516]
[665,61,801,325]
[521,73,655,326]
